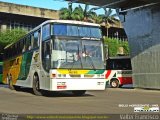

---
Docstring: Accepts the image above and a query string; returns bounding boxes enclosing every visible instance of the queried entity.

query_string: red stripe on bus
[118,77,132,85]
[105,70,111,79]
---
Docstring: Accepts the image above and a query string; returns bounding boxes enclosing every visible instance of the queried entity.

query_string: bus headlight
[51,74,56,78]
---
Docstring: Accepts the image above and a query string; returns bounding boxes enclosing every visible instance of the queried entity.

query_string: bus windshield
[106,57,132,70]
[51,38,104,69]
[52,24,102,38]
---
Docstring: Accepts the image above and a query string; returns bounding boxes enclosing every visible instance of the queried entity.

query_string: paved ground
[0,84,159,114]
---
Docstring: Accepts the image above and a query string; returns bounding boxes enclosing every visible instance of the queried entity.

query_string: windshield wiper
[70,45,83,69]
[78,45,83,69]
[83,45,96,71]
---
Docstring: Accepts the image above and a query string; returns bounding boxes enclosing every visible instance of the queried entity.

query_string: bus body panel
[50,78,105,91]
[105,70,132,86]
[2,56,22,84]
[49,69,106,91]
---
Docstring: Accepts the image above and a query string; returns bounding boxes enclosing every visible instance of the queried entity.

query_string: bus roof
[108,56,131,60]
[4,20,101,50]
[41,20,101,27]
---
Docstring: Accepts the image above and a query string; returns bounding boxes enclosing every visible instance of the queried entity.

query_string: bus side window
[0,65,2,74]
[26,36,31,51]
[33,31,40,49]
[20,40,23,53]
[42,24,50,41]
[22,39,26,53]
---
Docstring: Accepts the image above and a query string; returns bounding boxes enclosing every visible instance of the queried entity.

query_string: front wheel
[72,90,86,96]
[110,79,120,88]
[33,75,42,96]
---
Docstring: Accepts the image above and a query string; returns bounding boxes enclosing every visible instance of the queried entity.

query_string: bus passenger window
[0,66,2,74]
[26,36,31,51]
[42,40,51,72]
[33,31,39,48]
[42,24,50,41]
[22,39,26,53]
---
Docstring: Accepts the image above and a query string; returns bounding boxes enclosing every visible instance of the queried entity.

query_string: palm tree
[59,2,73,20]
[71,5,84,21]
[83,4,97,22]
[101,8,118,37]
[59,3,98,23]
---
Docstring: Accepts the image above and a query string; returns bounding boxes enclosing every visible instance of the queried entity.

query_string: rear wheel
[72,90,86,96]
[33,75,42,96]
[110,79,119,88]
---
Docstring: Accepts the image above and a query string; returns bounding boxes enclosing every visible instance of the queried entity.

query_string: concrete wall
[119,3,160,89]
[0,2,59,19]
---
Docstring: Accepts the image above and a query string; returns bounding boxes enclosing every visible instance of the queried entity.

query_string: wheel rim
[111,81,118,87]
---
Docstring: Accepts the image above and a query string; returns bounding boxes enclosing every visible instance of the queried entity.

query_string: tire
[110,79,120,88]
[119,85,123,88]
[33,75,42,96]
[72,90,86,96]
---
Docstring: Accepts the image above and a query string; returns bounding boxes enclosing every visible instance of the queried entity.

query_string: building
[101,23,127,41]
[0,1,59,31]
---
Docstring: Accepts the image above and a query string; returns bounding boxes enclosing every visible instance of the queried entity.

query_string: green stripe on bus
[87,70,105,74]
[18,52,33,80]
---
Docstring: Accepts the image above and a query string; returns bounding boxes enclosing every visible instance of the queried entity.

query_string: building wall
[119,3,160,89]
[0,2,59,19]
[0,2,59,31]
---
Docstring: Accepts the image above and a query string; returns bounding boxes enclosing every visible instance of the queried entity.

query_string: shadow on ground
[106,84,134,89]
[0,84,94,97]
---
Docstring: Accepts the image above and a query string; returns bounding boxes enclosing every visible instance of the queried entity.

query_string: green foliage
[104,37,130,57]
[59,4,117,25]
[71,6,84,21]
[59,8,72,20]
[0,29,26,50]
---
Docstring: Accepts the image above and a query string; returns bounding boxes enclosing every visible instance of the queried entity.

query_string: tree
[0,29,26,51]
[104,37,130,57]
[71,5,84,21]
[83,4,97,22]
[59,2,73,20]
[101,8,118,37]
[59,3,98,23]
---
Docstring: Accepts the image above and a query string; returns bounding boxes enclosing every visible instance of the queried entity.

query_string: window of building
[7,21,37,31]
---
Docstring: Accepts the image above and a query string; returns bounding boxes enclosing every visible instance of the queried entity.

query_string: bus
[0,62,3,83]
[2,20,106,96]
[105,56,132,88]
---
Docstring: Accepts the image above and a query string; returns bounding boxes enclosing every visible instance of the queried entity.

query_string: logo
[134,106,159,112]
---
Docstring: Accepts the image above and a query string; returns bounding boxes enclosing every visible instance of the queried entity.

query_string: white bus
[3,20,106,96]
[105,56,132,88]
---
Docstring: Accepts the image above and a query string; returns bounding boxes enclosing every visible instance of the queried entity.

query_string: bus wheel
[8,75,15,90]
[110,79,119,88]
[33,75,42,96]
[72,90,86,96]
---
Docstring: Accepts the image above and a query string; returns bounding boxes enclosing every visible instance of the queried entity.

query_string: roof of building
[0,1,59,19]
[66,0,160,9]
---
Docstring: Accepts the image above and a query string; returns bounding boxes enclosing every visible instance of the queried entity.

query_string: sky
[0,0,106,14]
